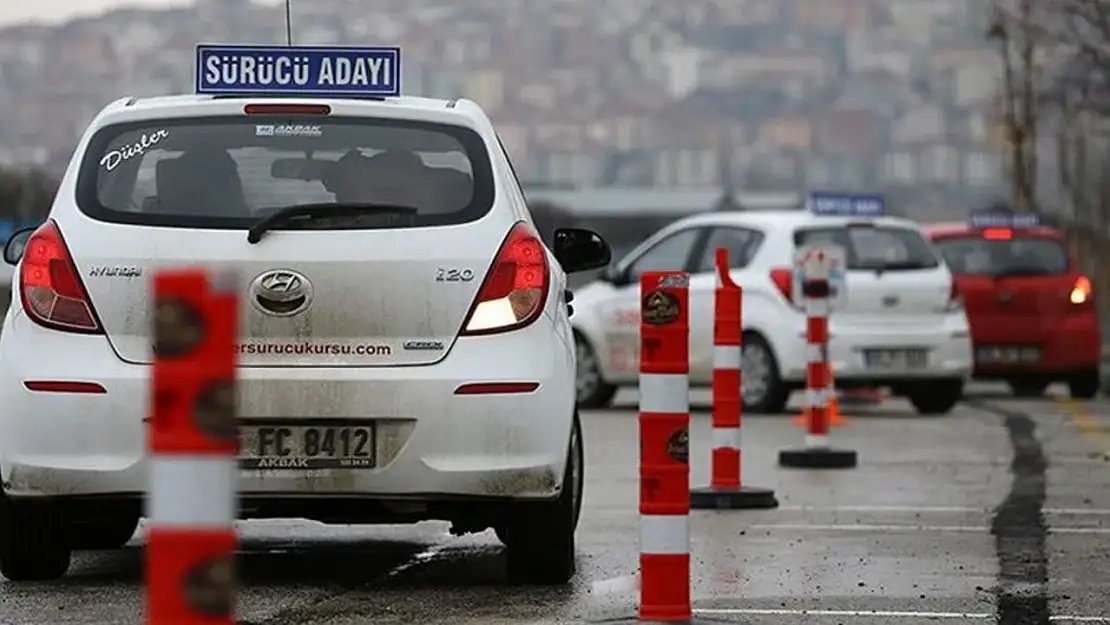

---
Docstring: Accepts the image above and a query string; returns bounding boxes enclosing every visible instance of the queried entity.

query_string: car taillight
[769,268,797,306]
[19,220,102,334]
[1070,275,1092,306]
[944,280,964,312]
[461,223,549,335]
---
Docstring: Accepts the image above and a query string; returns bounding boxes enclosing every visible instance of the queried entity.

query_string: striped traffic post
[146,269,238,625]
[691,248,777,509]
[637,270,693,622]
[778,250,857,469]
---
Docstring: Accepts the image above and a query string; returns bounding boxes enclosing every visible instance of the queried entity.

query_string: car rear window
[793,225,940,271]
[933,236,1069,276]
[75,115,494,229]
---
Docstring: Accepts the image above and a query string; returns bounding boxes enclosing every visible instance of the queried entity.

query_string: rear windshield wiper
[246,202,419,244]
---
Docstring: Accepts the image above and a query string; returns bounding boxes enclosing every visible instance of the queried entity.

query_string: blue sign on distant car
[968,206,1042,229]
[808,192,884,217]
[195,44,401,97]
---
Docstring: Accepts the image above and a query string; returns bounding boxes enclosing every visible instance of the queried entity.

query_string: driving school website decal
[236,341,392,356]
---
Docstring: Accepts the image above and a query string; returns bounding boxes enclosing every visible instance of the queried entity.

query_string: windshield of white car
[76,115,494,230]
[794,225,940,271]
[933,236,1069,276]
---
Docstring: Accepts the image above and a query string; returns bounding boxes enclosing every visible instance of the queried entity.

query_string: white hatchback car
[0,45,611,583]
[572,207,972,413]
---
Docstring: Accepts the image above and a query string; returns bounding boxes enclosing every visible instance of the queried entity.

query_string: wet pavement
[2,384,1110,624]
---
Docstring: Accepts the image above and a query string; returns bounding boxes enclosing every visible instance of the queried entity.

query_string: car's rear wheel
[741,333,790,414]
[1008,379,1049,398]
[0,492,71,581]
[496,411,582,585]
[70,514,140,550]
[907,379,964,415]
[1068,369,1100,399]
[574,333,618,409]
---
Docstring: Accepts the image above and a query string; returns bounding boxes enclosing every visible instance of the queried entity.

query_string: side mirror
[4,227,35,266]
[553,227,611,274]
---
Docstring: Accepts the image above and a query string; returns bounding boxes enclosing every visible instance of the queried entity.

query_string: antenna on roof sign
[284,0,294,46]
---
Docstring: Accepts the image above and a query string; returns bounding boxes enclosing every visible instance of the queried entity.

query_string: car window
[695,227,764,273]
[76,116,494,230]
[625,229,701,279]
[794,225,940,270]
[934,236,1069,276]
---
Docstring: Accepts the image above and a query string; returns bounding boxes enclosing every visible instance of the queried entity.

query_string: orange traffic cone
[793,366,846,427]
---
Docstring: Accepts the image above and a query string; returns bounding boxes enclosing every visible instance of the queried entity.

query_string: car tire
[741,333,790,414]
[907,379,964,415]
[70,514,140,550]
[1068,369,1100,400]
[1008,379,1049,398]
[496,411,582,585]
[574,333,618,409]
[0,491,71,581]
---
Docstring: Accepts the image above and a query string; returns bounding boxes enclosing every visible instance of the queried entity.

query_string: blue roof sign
[968,206,1041,229]
[809,192,884,217]
[195,45,401,97]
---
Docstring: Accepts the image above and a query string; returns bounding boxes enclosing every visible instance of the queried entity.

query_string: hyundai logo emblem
[250,269,313,316]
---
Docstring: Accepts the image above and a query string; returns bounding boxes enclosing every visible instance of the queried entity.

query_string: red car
[925,211,1100,398]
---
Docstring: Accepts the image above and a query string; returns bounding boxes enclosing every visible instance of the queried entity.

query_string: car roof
[665,209,923,233]
[90,94,488,128]
[922,221,1066,240]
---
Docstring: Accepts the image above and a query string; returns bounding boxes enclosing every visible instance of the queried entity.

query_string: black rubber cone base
[690,484,778,510]
[778,446,858,469]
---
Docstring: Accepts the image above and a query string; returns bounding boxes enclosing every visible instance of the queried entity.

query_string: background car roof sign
[968,205,1042,229]
[808,191,884,217]
[194,44,402,98]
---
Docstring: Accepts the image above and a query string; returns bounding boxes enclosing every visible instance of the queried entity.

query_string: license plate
[975,345,1041,364]
[864,348,928,370]
[239,423,375,470]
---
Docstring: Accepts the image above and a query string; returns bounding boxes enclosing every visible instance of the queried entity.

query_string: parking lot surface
[1,384,1109,625]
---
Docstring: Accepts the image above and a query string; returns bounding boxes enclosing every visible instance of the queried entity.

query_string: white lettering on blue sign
[809,192,884,217]
[195,45,401,97]
[968,209,1041,228]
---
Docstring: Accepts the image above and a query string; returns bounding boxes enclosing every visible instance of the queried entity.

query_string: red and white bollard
[636,270,692,622]
[691,248,777,509]
[146,269,238,625]
[778,268,857,469]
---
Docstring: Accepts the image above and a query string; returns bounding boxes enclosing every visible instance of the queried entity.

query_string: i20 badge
[403,340,445,351]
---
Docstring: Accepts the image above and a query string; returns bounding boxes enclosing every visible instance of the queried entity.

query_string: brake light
[19,220,102,334]
[461,223,549,335]
[243,103,331,115]
[945,280,964,312]
[769,268,797,306]
[982,228,1013,240]
[1070,275,1092,305]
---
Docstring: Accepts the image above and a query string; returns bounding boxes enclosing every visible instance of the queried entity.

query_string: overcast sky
[0,1,192,25]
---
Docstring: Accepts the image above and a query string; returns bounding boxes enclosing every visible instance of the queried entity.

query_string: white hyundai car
[0,45,610,583]
[572,202,972,414]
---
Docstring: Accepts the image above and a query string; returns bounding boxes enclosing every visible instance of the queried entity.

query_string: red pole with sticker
[778,248,857,470]
[145,269,238,625]
[636,270,692,622]
[691,248,777,509]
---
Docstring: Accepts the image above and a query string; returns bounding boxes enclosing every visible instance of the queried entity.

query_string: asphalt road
[2,384,1110,625]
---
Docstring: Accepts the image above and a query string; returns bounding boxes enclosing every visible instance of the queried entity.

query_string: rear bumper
[777,315,972,383]
[0,311,575,504]
[970,313,1100,377]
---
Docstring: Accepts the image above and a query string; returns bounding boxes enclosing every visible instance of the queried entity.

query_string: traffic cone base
[690,485,778,510]
[778,447,858,469]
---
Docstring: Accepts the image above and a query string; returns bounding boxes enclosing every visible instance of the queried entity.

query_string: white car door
[599,227,706,384]
[686,226,767,384]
